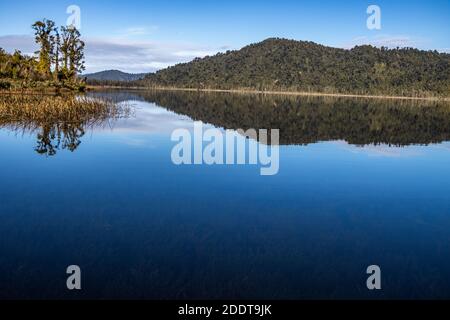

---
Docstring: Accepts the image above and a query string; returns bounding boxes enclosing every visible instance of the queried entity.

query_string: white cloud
[0,34,226,74]
[342,34,426,50]
[120,26,159,37]
[173,50,220,58]
[0,35,38,56]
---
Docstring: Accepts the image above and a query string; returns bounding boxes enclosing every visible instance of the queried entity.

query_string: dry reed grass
[0,93,132,128]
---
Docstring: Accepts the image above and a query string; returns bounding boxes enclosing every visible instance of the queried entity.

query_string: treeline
[0,19,85,91]
[137,38,450,97]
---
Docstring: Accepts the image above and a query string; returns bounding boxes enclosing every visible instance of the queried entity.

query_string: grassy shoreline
[0,93,130,123]
[1,84,449,102]
[86,85,450,102]
[0,88,81,96]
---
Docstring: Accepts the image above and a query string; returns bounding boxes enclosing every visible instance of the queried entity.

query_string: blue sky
[0,0,449,73]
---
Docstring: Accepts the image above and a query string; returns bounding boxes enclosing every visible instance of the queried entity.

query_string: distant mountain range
[136,38,450,97]
[84,70,148,82]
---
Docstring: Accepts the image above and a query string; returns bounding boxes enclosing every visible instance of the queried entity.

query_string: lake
[0,90,450,299]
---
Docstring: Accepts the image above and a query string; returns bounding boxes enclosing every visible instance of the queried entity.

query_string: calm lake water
[1,90,450,299]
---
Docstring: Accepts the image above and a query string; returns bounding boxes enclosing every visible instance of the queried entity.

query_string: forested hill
[138,38,450,97]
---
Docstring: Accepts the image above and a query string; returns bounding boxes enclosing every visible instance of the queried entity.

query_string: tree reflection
[34,122,85,156]
[0,94,131,156]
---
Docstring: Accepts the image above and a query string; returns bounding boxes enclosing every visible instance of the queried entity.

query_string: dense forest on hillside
[137,38,450,97]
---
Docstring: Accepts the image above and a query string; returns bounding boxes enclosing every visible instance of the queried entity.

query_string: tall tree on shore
[60,26,71,77]
[68,26,85,79]
[32,19,56,78]
[53,27,60,80]
[60,26,85,80]
[2,18,86,90]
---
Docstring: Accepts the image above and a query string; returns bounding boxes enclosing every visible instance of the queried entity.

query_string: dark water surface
[1,90,450,299]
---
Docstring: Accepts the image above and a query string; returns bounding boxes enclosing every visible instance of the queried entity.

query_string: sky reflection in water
[0,91,449,299]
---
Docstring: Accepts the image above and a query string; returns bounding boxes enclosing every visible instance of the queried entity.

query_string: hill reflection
[108,90,450,146]
[2,91,450,156]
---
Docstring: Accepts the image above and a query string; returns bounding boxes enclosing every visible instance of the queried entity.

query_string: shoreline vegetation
[86,85,450,102]
[2,83,448,102]
[0,94,129,123]
[1,28,449,102]
[84,38,450,101]
[0,18,86,93]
